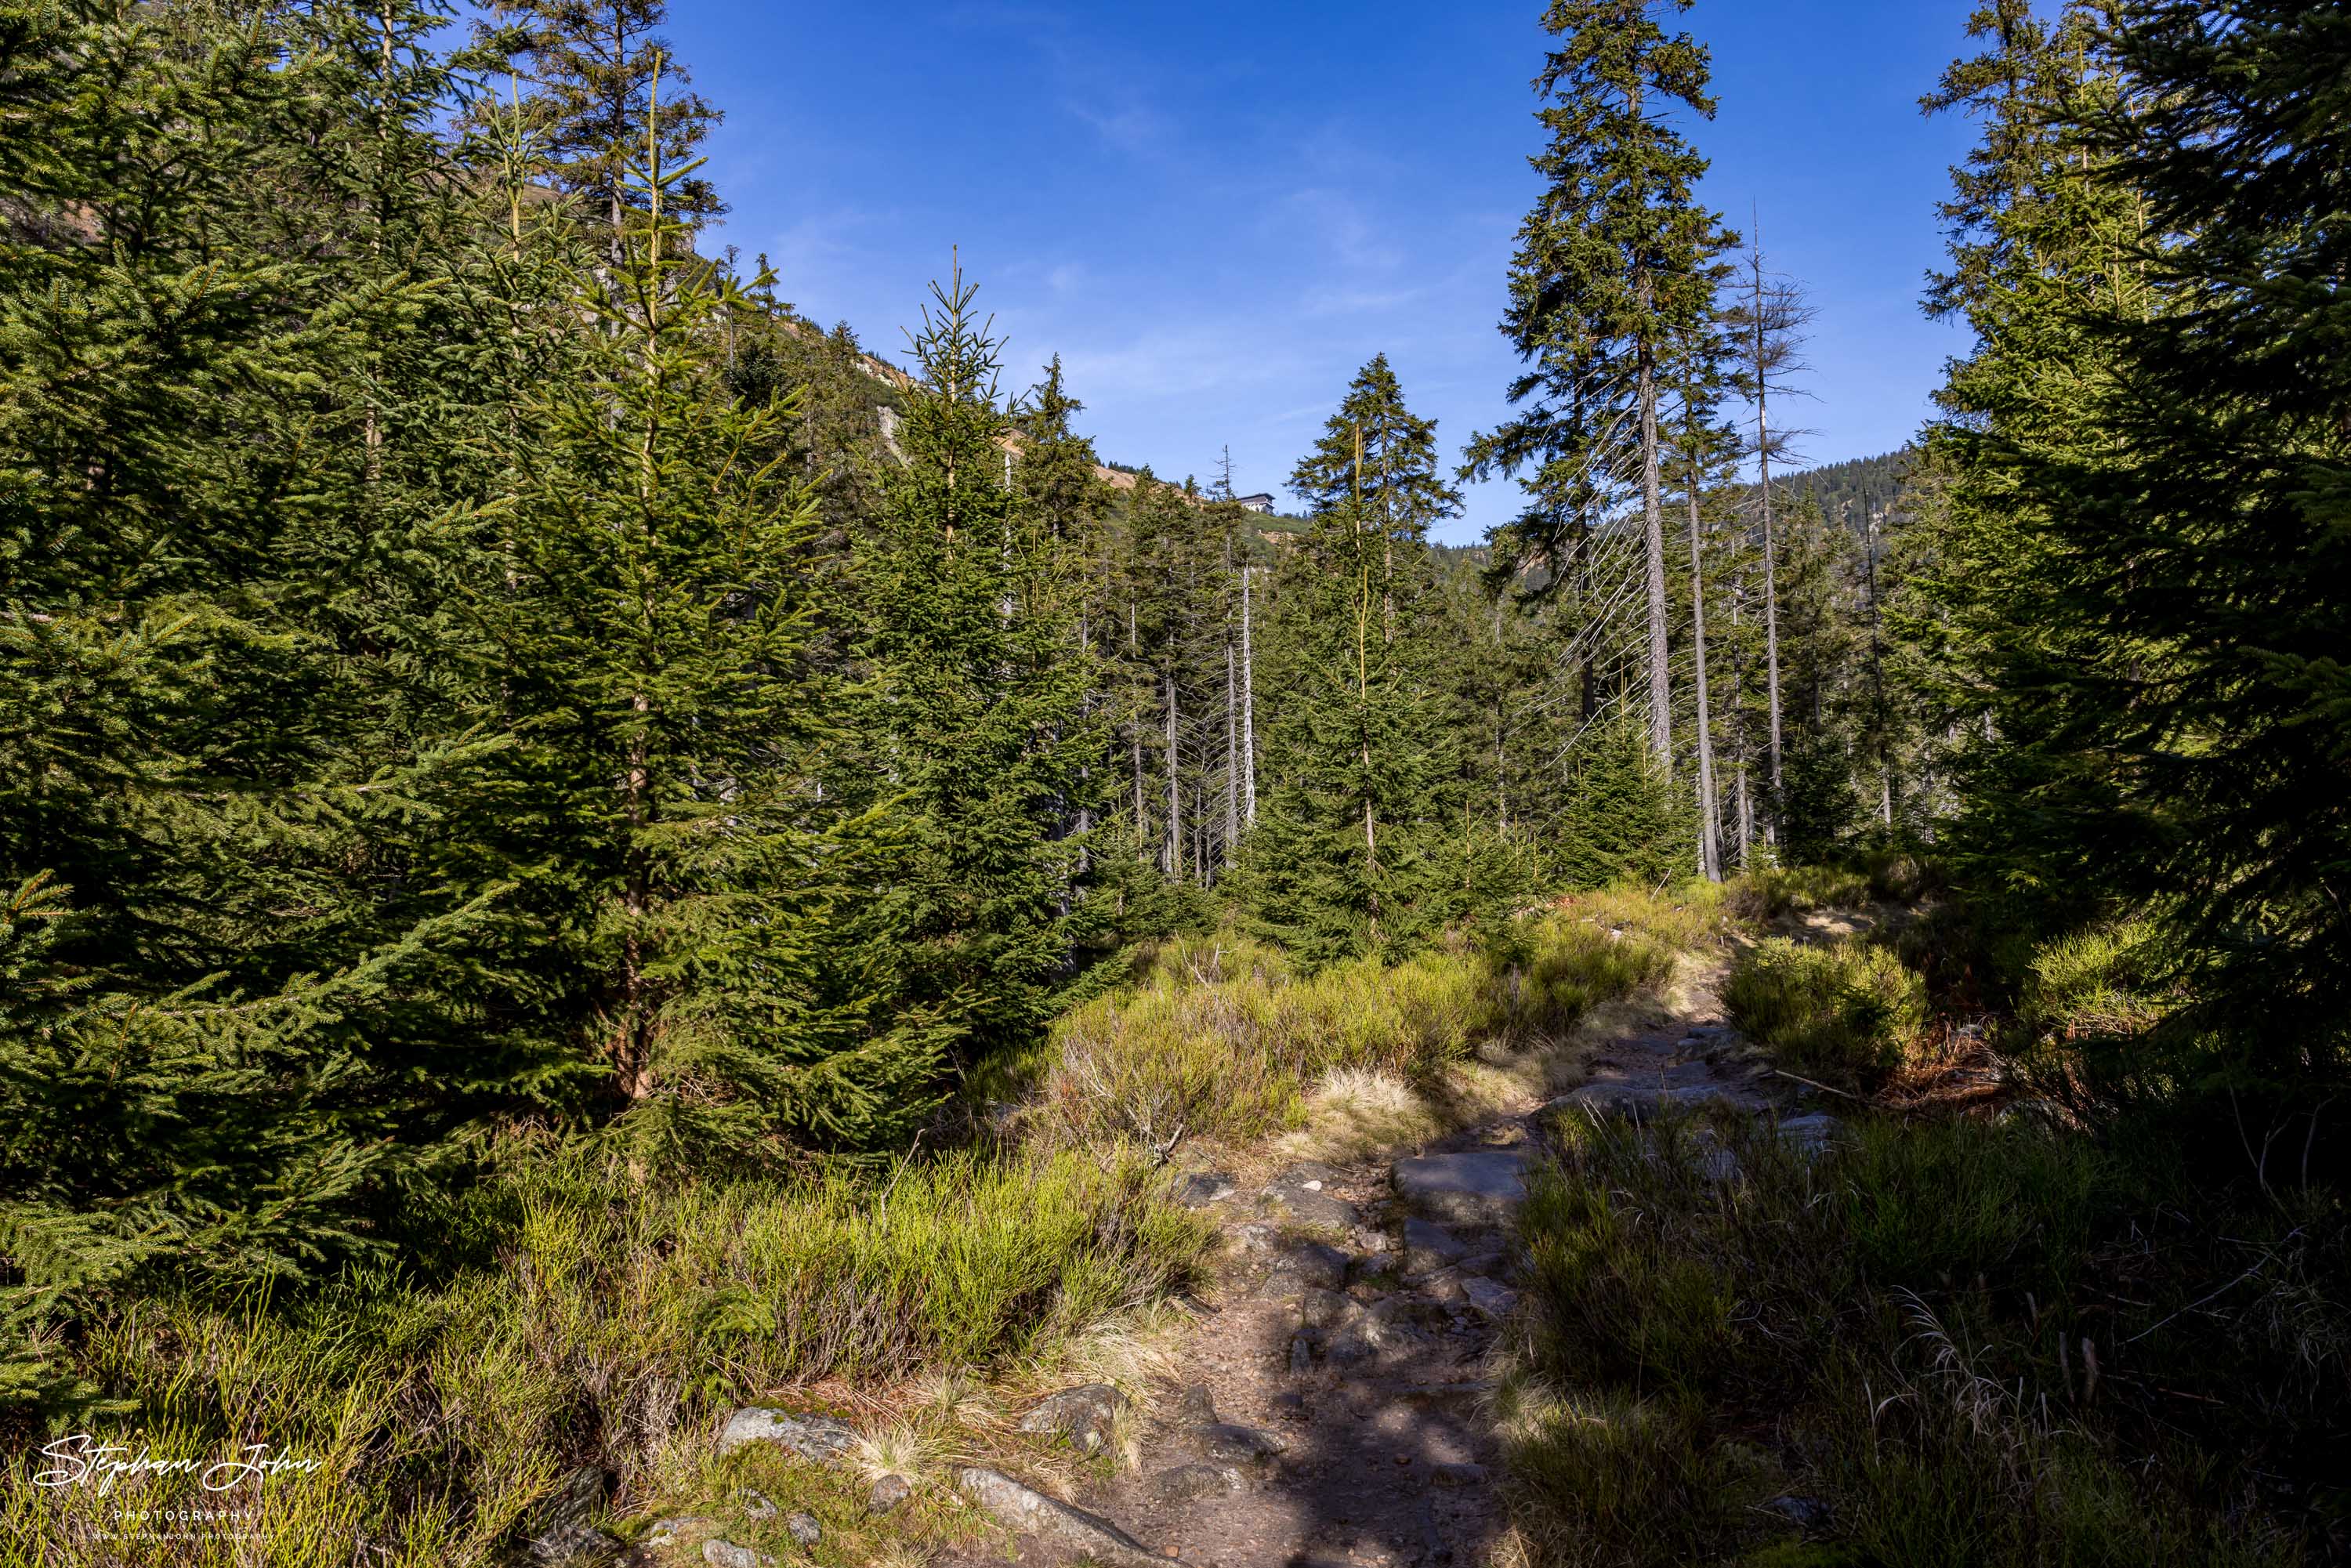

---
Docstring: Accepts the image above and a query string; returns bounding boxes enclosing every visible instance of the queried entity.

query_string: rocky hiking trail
[920,952,1842,1568]
[649,945,1850,1568]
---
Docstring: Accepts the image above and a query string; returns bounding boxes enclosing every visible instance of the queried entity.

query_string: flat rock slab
[715,1408,857,1463]
[1260,1181,1358,1231]
[1393,1150,1536,1224]
[1016,1382,1127,1454]
[1172,1170,1238,1208]
[958,1467,1188,1567]
[1151,1462,1245,1501]
[1552,1078,1766,1120]
[1400,1218,1466,1276]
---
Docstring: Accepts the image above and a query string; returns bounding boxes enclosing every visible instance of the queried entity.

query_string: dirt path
[979,952,1804,1568]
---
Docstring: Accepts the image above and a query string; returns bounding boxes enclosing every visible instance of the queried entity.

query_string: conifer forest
[2,2,2346,1566]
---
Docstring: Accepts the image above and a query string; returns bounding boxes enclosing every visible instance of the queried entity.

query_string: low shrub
[1,1140,1207,1566]
[2019,918,2175,1041]
[1041,901,1684,1147]
[1726,864,1875,922]
[1723,936,1929,1088]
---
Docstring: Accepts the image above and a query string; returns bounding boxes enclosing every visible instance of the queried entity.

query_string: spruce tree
[1931,0,2351,1086]
[1470,0,1729,772]
[0,0,540,1333]
[851,261,1105,1063]
[1918,2,2150,927]
[457,60,942,1156]
[469,0,724,241]
[1247,361,1461,962]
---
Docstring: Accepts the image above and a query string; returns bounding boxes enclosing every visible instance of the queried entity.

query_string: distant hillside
[1787,448,1919,531]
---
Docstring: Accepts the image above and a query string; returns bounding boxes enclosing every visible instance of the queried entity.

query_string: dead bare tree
[1730,214,1817,843]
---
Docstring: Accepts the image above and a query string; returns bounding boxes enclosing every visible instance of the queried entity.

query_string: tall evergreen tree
[1248,361,1460,961]
[1471,0,1729,773]
[1929,0,2351,1087]
[458,62,940,1156]
[0,0,541,1345]
[469,0,723,241]
[852,262,1105,1063]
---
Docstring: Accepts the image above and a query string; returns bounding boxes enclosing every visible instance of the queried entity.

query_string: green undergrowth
[1728,853,1936,923]
[1030,887,1712,1147]
[1502,1097,2346,1567]
[1,1140,1208,1566]
[1723,936,1930,1090]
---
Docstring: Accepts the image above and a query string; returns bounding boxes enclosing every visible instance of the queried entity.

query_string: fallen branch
[1770,1067,1869,1103]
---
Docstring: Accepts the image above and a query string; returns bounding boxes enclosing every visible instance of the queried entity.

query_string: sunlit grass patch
[1723,936,1929,1089]
[1038,897,1690,1150]
[0,1142,1207,1566]
[2019,918,2175,1041]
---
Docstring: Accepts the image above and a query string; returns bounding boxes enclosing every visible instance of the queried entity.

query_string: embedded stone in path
[521,1521,618,1565]
[1151,1461,1246,1501]
[1552,1077,1761,1121]
[715,1408,857,1463]
[1284,1239,1353,1288]
[1460,1276,1520,1320]
[958,1467,1189,1567]
[1172,1170,1238,1208]
[1016,1382,1128,1454]
[1392,1150,1536,1224]
[1194,1421,1288,1463]
[700,1542,767,1568]
[1262,1164,1359,1229]
[1400,1218,1467,1276]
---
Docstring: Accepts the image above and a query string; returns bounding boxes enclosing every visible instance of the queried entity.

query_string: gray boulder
[715,1409,858,1465]
[866,1474,911,1515]
[1016,1382,1128,1455]
[1392,1150,1535,1224]
[957,1467,1189,1566]
[1400,1218,1467,1276]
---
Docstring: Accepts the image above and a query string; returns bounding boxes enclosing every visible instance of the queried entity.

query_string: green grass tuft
[1,1142,1207,1566]
[1723,936,1929,1088]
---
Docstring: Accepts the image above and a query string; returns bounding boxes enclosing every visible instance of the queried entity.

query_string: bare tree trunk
[1224,642,1240,868]
[1353,423,1379,945]
[1730,583,1755,867]
[1639,339,1672,769]
[1128,601,1147,856]
[1751,230,1785,830]
[1241,566,1258,827]
[1686,457,1721,882]
[1864,504,1894,828]
[1165,668,1181,878]
[1494,599,1509,835]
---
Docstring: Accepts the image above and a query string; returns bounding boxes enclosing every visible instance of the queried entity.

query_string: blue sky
[657,2,1984,544]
